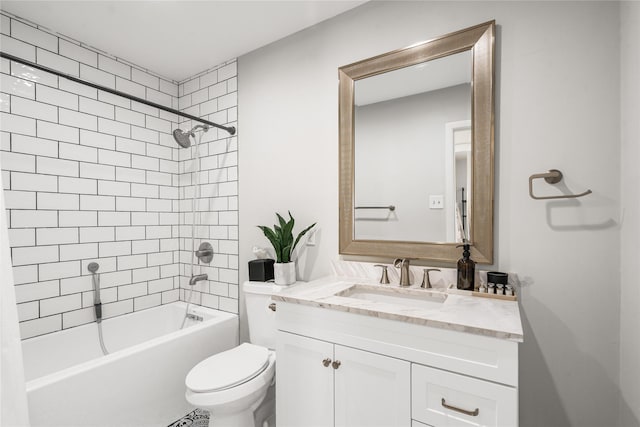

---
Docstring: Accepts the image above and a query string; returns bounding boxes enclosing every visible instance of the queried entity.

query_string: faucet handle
[421,268,441,289]
[374,264,390,284]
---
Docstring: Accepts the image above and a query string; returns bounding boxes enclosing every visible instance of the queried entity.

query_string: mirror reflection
[353,51,472,243]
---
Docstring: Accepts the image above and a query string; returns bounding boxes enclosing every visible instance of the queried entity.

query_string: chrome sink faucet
[393,258,412,287]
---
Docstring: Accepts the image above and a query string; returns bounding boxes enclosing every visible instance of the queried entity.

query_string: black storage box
[248,259,275,282]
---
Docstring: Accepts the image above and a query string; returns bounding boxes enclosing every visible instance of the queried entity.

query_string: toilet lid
[186,343,270,393]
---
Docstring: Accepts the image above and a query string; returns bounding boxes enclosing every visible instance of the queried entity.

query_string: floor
[168,408,210,427]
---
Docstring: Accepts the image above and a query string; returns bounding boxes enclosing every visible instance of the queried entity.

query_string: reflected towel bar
[529,169,592,200]
[354,205,396,211]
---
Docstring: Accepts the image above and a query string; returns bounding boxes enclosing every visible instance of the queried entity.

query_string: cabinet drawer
[412,364,517,427]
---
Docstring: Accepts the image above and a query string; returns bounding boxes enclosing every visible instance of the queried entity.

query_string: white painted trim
[444,120,471,242]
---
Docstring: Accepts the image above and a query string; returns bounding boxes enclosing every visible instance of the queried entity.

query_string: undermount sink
[336,284,447,311]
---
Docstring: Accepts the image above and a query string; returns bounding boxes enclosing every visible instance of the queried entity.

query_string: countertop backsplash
[331,260,520,292]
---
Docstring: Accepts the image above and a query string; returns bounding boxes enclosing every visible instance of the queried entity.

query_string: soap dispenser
[456,241,475,291]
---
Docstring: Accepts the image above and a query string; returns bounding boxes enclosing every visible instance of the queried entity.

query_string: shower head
[172,124,211,148]
[173,129,193,148]
[87,262,99,273]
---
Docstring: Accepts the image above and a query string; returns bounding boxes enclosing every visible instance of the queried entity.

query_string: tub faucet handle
[194,242,214,264]
[374,264,390,284]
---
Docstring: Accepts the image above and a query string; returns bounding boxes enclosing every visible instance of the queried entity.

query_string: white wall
[239,2,622,426]
[619,1,640,426]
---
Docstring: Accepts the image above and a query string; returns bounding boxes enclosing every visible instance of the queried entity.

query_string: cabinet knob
[268,303,276,312]
[332,360,341,369]
[322,358,332,367]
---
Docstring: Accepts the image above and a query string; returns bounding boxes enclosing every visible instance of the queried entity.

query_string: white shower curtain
[0,172,30,426]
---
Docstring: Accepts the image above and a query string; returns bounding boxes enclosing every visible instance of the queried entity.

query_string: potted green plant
[258,212,316,285]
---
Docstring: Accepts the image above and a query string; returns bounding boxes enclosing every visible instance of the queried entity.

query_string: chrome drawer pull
[441,398,479,417]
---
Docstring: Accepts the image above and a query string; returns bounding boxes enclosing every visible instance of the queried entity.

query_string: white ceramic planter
[274,262,296,285]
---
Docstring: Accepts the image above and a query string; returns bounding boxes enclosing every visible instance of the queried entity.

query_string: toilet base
[201,385,276,427]
[203,383,275,427]
[253,383,275,427]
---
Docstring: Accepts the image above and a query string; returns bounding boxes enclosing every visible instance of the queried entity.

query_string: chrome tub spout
[189,274,208,286]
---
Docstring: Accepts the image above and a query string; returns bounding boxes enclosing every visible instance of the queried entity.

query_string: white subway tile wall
[0,13,239,339]
[177,60,238,312]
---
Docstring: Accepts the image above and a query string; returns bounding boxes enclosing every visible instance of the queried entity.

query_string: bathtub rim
[24,302,238,392]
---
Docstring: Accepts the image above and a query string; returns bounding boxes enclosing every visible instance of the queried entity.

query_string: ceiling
[1,1,365,82]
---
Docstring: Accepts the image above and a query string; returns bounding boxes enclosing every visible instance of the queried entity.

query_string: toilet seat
[186,343,270,393]
[185,349,276,412]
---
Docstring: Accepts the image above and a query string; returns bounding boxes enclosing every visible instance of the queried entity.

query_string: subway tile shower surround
[0,12,238,339]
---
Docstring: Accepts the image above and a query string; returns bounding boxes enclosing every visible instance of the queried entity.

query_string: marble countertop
[272,276,523,342]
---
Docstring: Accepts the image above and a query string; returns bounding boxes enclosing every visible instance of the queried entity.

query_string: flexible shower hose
[97,321,109,355]
[91,272,109,355]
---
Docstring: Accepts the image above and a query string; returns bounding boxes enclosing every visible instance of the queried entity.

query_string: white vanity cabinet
[277,330,411,427]
[275,300,520,427]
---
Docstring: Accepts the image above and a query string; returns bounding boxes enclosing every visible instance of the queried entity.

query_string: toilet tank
[244,281,278,349]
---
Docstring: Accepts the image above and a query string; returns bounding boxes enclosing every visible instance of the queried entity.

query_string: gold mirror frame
[339,21,495,264]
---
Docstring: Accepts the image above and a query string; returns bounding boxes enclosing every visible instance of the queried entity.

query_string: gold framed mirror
[339,21,495,263]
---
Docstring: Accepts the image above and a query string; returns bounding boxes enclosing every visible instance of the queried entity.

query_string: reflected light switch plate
[429,195,444,209]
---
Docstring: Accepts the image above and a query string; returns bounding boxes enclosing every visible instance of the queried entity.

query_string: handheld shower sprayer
[87,262,102,322]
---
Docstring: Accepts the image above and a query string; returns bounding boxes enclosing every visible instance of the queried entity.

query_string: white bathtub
[21,302,238,427]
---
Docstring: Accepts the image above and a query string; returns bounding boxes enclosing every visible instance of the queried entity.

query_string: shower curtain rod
[0,52,236,136]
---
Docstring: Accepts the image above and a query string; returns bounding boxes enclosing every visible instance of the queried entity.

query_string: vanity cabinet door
[412,364,518,427]
[276,331,411,427]
[334,345,411,427]
[276,331,334,427]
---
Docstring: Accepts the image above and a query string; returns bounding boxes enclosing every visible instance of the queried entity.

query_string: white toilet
[185,281,278,427]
